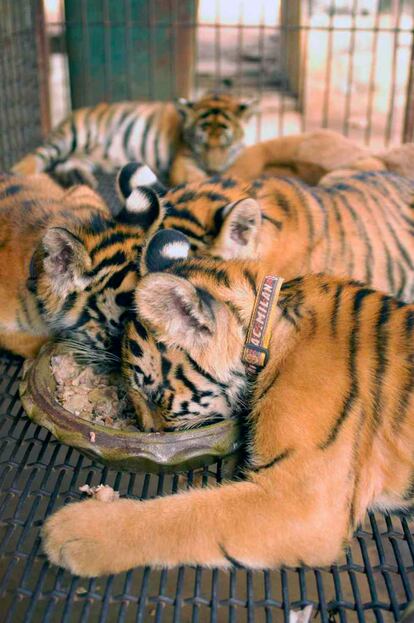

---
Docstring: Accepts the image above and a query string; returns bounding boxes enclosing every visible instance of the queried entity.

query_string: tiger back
[11,94,254,188]
[156,169,414,302]
[42,229,414,576]
[0,167,163,358]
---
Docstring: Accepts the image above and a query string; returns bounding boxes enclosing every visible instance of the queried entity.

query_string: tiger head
[30,164,165,361]
[162,174,263,260]
[176,93,256,175]
[112,161,263,262]
[122,228,254,432]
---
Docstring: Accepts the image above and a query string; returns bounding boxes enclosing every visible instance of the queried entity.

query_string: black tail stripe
[103,109,131,158]
[84,105,95,153]
[123,117,138,160]
[335,190,374,285]
[141,111,156,164]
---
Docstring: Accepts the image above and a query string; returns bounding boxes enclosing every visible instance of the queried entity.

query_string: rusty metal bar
[299,0,312,132]
[80,0,91,106]
[256,3,266,142]
[45,18,414,33]
[322,0,336,129]
[278,1,286,136]
[214,0,221,89]
[237,1,243,97]
[35,0,51,136]
[343,0,358,137]
[403,29,414,142]
[385,0,404,146]
[147,0,155,100]
[102,0,112,102]
[170,0,177,99]
[365,0,382,145]
[0,0,46,168]
[124,0,133,100]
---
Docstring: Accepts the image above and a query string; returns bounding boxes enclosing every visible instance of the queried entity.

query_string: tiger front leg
[42,470,349,577]
[0,331,48,358]
[169,153,207,185]
[11,153,44,176]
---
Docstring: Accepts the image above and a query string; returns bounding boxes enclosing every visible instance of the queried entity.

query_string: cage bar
[0,0,49,169]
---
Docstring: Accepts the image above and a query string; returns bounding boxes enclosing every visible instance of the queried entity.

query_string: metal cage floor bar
[0,351,413,623]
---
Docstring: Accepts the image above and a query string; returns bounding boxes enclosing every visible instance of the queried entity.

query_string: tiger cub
[11,93,254,188]
[132,165,414,302]
[42,229,414,576]
[0,168,163,358]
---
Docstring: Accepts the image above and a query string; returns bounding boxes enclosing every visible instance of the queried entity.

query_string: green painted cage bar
[64,0,198,106]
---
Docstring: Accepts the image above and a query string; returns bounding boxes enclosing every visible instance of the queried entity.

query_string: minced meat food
[51,353,138,431]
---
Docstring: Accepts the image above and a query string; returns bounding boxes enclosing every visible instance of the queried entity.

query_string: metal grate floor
[0,350,413,623]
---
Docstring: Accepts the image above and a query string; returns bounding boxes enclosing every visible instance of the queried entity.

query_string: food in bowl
[51,352,137,431]
[20,342,240,473]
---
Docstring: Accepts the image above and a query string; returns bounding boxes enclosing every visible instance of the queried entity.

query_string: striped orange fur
[12,94,254,187]
[0,171,163,357]
[42,241,414,576]
[159,170,414,301]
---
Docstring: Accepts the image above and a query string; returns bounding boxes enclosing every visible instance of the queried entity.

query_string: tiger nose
[145,401,166,432]
[147,399,157,413]
[98,333,113,350]
[128,389,165,432]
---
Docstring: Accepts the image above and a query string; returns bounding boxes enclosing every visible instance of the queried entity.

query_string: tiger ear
[215,198,262,259]
[41,227,92,295]
[135,272,216,350]
[175,98,195,124]
[141,229,191,275]
[236,98,258,119]
[115,162,165,231]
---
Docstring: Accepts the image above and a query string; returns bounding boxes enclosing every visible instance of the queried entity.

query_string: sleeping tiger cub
[42,229,414,576]
[131,165,414,302]
[0,169,163,358]
[11,93,254,188]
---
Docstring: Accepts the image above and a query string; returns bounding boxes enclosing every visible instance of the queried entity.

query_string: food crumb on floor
[79,483,120,502]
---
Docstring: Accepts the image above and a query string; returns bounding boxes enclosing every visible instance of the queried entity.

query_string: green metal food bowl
[19,342,240,474]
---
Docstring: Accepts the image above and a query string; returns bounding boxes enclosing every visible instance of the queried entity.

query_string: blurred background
[1,0,414,166]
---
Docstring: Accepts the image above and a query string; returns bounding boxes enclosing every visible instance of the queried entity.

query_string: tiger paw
[42,498,137,577]
[11,154,40,175]
[53,159,98,188]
